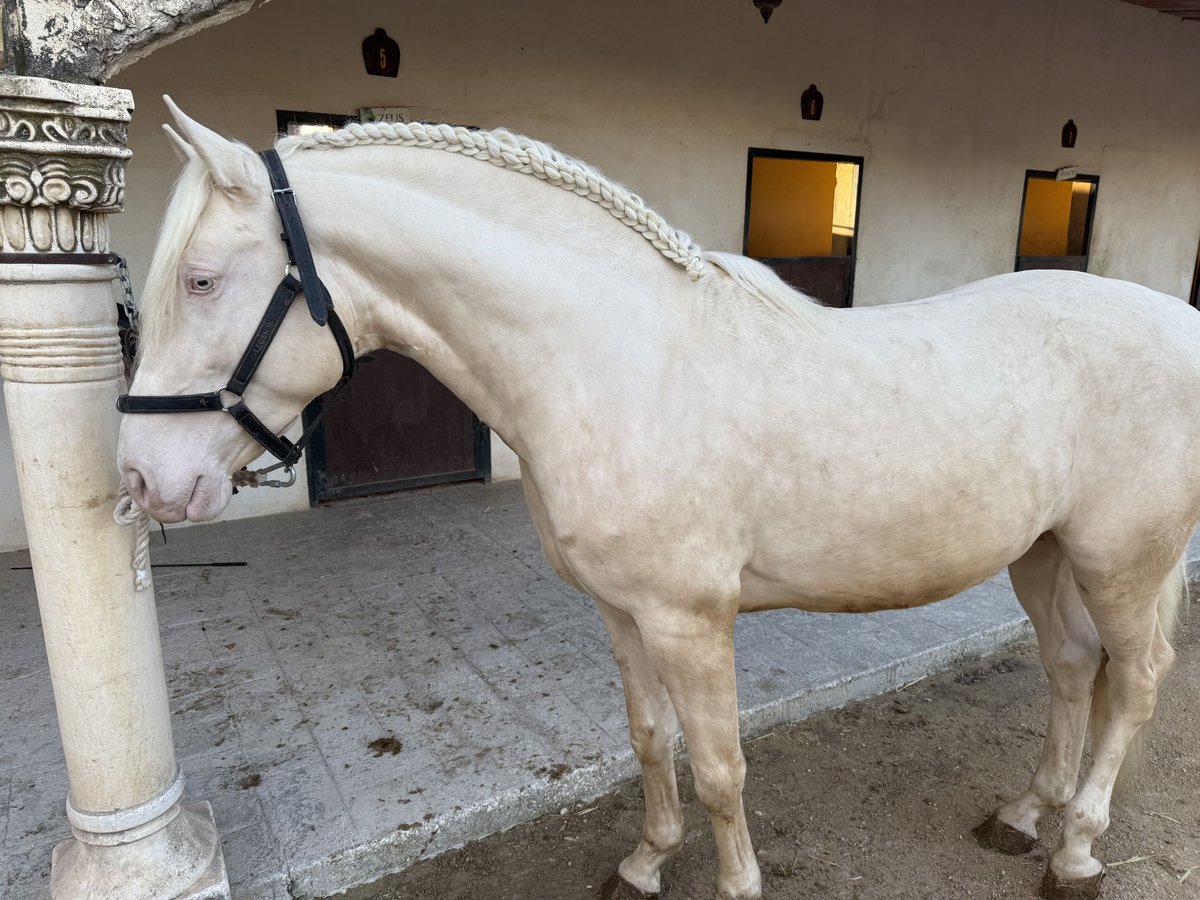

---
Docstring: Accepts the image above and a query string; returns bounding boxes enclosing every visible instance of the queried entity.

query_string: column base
[51,802,230,900]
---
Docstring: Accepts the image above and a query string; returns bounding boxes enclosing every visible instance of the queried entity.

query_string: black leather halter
[116,149,357,484]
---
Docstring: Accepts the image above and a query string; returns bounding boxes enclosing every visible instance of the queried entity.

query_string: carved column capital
[0,75,132,254]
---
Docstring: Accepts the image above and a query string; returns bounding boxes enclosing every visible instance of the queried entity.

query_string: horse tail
[1090,552,1187,793]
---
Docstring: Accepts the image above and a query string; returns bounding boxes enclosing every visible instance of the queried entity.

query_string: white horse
[118,99,1195,900]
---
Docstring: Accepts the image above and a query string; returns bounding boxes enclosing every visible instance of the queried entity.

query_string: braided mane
[276,121,706,280]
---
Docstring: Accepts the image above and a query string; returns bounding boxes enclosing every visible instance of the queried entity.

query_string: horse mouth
[123,468,231,523]
[183,474,232,522]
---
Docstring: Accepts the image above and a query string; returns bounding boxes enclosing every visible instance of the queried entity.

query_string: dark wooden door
[755,256,854,307]
[303,350,489,502]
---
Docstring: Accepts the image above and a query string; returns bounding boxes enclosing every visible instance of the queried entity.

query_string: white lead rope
[113,469,292,592]
[114,482,153,592]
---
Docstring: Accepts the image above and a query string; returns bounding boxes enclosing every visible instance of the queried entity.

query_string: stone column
[0,76,228,900]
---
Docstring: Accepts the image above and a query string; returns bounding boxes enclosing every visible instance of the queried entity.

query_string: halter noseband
[116,149,357,487]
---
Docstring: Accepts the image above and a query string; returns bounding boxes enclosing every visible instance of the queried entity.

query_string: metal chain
[115,254,139,335]
[113,254,141,368]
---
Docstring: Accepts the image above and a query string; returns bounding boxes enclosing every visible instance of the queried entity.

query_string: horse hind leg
[1040,543,1183,900]
[976,533,1103,855]
[1089,553,1186,796]
[596,600,685,898]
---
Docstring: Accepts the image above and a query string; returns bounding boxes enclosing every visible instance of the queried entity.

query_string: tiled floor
[0,480,1044,899]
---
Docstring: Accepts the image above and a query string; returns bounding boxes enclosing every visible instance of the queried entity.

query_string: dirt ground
[333,614,1200,900]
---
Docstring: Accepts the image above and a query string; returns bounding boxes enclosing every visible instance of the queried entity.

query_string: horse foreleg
[638,606,761,900]
[596,600,685,898]
[978,535,1102,853]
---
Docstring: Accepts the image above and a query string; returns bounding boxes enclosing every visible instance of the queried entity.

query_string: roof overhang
[1117,1,1200,21]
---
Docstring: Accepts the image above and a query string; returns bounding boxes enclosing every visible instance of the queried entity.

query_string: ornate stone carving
[2,0,261,84]
[0,156,125,209]
[0,76,132,253]
[0,110,129,148]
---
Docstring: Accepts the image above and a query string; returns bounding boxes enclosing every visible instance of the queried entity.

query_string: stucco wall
[2,0,1199,548]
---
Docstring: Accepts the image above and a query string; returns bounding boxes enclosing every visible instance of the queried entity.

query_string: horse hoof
[1040,867,1105,900]
[973,813,1036,855]
[600,870,658,899]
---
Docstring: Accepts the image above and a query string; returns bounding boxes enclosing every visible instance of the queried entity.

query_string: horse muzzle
[120,458,232,523]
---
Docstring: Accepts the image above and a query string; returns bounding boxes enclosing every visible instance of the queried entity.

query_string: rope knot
[114,483,152,592]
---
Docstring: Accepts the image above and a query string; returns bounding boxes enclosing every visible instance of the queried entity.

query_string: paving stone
[0,624,48,682]
[169,685,240,762]
[180,745,263,835]
[216,819,289,900]
[298,684,388,762]
[5,764,69,853]
[200,610,276,662]
[735,644,844,709]
[222,672,306,752]
[327,743,443,844]
[156,587,253,629]
[1,840,53,899]
[0,675,61,774]
[0,770,9,848]
[249,745,355,865]
[0,567,36,633]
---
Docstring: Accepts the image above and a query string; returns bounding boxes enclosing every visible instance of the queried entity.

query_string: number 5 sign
[362,28,400,78]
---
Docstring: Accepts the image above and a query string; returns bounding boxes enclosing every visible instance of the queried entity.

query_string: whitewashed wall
[2,0,1198,549]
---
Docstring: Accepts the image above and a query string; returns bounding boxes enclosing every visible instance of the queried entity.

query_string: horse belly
[737,491,1045,614]
[738,552,1011,613]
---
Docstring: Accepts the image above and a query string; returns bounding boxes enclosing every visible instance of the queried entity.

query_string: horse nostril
[123,466,148,505]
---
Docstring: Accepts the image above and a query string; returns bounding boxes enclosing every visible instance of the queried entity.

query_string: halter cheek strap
[116,149,358,483]
[261,150,331,327]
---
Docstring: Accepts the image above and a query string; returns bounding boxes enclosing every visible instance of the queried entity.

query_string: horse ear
[161,124,197,165]
[162,95,262,196]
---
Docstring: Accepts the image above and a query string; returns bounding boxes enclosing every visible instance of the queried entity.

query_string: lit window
[744,149,863,307]
[1016,172,1098,272]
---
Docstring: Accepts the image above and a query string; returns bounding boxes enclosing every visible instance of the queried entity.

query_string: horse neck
[291,146,692,459]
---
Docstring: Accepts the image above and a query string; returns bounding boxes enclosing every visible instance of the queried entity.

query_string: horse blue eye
[188,276,216,293]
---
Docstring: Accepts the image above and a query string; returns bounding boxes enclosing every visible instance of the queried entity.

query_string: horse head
[118,99,349,522]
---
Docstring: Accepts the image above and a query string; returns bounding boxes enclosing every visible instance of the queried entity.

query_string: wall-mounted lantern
[753,0,783,23]
[801,84,824,121]
[1061,119,1078,149]
[363,28,400,78]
